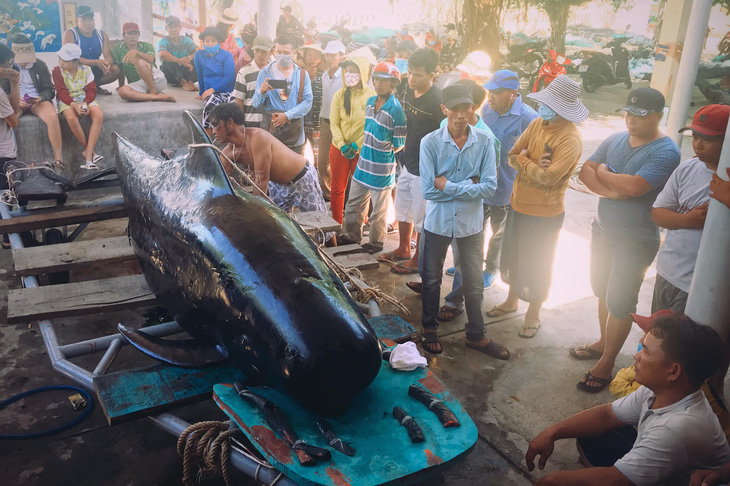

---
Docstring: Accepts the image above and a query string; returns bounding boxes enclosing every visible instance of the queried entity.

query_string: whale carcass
[113,112,381,413]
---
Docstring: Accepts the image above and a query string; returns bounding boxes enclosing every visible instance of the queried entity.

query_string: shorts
[394,169,425,232]
[651,274,688,314]
[202,92,234,128]
[590,221,659,319]
[127,67,167,94]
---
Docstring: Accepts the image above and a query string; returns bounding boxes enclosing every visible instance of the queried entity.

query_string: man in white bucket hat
[489,74,586,339]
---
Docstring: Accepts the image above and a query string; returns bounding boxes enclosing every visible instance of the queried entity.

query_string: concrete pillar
[649,0,694,105]
[664,0,713,147]
[258,0,278,39]
[685,121,730,340]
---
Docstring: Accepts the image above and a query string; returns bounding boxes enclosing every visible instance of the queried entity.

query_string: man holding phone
[575,88,681,393]
[252,35,313,155]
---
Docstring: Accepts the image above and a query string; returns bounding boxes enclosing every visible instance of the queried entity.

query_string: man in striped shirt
[341,62,406,254]
[232,36,273,129]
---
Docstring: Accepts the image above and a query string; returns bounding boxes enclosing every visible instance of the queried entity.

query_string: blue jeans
[422,230,485,340]
[445,204,509,308]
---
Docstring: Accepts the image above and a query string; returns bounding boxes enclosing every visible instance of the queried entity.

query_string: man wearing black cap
[417,83,509,360]
[575,88,681,394]
[276,5,304,46]
[158,16,199,91]
[62,6,121,94]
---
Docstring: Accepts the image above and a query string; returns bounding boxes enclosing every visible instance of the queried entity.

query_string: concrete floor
[0,79,710,485]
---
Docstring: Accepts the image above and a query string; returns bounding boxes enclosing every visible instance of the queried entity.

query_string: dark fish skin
[113,112,381,414]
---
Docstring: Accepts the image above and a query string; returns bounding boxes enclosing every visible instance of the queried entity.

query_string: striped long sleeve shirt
[352,94,407,190]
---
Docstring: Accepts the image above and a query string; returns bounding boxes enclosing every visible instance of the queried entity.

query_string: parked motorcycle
[579,37,632,93]
[500,39,547,86]
[532,49,572,92]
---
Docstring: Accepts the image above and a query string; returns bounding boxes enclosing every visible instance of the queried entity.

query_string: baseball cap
[122,22,140,34]
[76,6,94,18]
[323,40,346,55]
[630,309,679,333]
[442,83,474,109]
[58,43,82,61]
[618,87,665,117]
[484,69,520,91]
[679,104,730,138]
[252,35,274,52]
[396,39,418,55]
[165,15,181,27]
[11,35,35,64]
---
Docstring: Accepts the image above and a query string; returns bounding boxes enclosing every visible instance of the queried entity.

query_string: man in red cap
[112,23,175,102]
[651,104,730,314]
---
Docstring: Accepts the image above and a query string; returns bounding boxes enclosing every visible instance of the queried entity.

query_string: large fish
[113,111,381,414]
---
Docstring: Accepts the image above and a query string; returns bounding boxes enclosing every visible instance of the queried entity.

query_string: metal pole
[258,0,278,39]
[665,0,713,147]
[685,121,730,339]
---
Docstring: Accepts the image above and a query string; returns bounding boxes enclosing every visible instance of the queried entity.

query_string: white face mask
[344,72,361,88]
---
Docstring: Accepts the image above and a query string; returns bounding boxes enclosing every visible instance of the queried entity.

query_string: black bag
[264,68,306,149]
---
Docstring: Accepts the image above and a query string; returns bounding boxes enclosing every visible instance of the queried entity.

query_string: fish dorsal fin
[182,110,235,195]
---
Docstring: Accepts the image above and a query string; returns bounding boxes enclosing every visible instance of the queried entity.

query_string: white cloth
[18,65,39,99]
[0,88,16,159]
[319,67,341,120]
[653,157,714,292]
[127,67,167,94]
[389,342,427,371]
[612,386,730,486]
[394,168,426,232]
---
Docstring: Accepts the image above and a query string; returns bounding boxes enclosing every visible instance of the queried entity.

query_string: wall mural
[0,0,63,52]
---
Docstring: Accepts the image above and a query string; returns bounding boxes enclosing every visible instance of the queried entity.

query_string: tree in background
[461,0,505,61]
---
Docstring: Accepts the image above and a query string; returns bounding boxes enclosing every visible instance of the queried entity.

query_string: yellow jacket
[329,57,375,150]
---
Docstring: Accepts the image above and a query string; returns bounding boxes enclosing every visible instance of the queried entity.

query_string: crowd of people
[3,5,730,484]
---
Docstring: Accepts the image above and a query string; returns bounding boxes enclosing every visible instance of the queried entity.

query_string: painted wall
[0,0,63,52]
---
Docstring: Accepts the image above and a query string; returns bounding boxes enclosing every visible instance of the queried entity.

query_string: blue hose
[0,385,94,439]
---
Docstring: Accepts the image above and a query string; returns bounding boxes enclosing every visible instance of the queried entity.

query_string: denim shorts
[590,221,659,319]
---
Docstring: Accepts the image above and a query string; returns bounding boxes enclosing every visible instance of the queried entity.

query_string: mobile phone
[268,79,288,89]
[605,163,618,173]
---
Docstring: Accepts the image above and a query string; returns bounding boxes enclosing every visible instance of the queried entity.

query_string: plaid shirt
[304,70,323,133]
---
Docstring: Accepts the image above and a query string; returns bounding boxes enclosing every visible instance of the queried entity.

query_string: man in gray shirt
[526,313,730,485]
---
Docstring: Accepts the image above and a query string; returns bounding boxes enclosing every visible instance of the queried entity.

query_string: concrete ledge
[15,86,204,180]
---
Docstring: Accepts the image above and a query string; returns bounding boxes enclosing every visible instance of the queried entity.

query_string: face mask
[429,40,437,46]
[400,30,407,35]
[204,44,220,55]
[277,54,293,68]
[344,72,361,88]
[538,104,556,121]
[395,59,408,75]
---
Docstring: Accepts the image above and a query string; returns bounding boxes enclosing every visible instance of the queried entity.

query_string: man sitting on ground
[526,313,730,485]
[112,23,175,102]
[209,103,331,243]
[158,15,199,91]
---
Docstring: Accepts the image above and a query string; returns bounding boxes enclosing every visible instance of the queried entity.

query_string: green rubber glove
[350,142,359,152]
[340,145,356,159]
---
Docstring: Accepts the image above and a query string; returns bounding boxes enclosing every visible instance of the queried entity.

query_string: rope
[1,161,55,207]
[176,420,235,486]
[186,143,410,314]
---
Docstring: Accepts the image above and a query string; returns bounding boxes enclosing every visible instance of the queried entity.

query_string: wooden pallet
[0,203,128,234]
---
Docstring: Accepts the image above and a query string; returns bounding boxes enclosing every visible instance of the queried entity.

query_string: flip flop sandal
[80,161,98,170]
[390,262,419,275]
[405,281,422,294]
[98,87,112,95]
[92,154,104,164]
[54,159,65,170]
[486,305,518,318]
[421,330,443,355]
[576,371,612,393]
[437,305,463,322]
[376,251,408,264]
[2,241,11,250]
[518,318,541,338]
[465,339,511,360]
[569,344,604,361]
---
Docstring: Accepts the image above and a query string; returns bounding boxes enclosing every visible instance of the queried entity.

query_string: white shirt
[612,386,730,486]
[319,67,341,120]
[653,157,714,292]
[18,64,40,99]
[0,88,16,159]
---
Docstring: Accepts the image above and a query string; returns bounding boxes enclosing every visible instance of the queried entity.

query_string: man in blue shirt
[252,35,313,155]
[574,88,681,393]
[419,83,509,360]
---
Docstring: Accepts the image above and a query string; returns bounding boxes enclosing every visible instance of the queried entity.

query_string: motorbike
[499,39,547,86]
[579,37,632,93]
[532,49,572,92]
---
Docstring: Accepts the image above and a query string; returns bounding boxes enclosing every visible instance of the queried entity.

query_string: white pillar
[258,0,278,39]
[664,0,713,147]
[685,121,730,340]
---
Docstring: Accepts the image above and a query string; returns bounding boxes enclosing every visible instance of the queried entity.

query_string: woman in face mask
[327,57,375,226]
[194,26,236,137]
[489,75,588,339]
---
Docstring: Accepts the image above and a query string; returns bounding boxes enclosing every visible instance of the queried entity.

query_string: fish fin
[182,110,235,194]
[117,324,228,367]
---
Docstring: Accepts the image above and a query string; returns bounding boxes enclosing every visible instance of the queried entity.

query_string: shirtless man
[209,103,332,243]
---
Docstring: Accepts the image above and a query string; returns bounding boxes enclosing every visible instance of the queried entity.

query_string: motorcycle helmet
[372,62,401,84]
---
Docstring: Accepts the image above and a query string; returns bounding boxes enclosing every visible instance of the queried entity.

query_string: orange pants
[329,144,358,224]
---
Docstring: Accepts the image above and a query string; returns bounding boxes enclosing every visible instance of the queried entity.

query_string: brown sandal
[437,305,463,322]
[421,329,442,354]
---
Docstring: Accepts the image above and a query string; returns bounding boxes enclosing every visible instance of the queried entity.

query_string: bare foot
[154,93,176,102]
[181,80,196,91]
